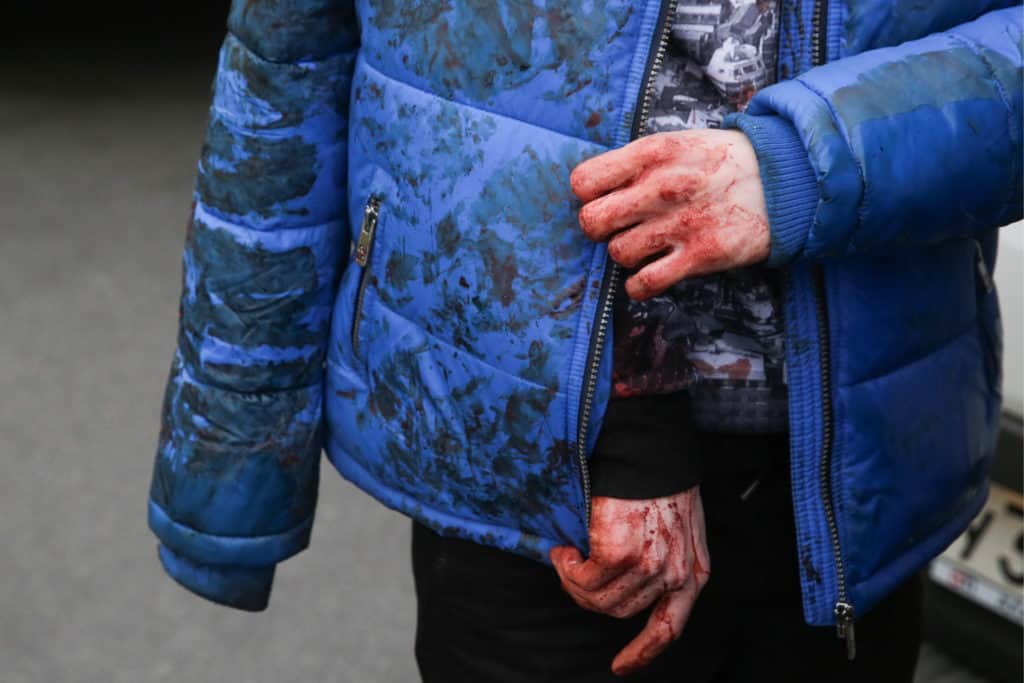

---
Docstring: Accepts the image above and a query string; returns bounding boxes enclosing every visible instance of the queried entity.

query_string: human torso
[330,0,1006,621]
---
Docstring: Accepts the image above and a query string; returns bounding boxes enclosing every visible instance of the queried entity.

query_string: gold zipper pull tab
[834,601,856,661]
[355,196,381,267]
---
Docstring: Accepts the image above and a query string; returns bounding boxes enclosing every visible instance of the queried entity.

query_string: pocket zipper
[352,194,382,359]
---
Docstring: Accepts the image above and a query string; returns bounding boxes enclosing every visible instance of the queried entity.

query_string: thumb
[549,545,584,570]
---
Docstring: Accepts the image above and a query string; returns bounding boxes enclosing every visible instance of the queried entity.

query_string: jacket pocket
[352,193,383,361]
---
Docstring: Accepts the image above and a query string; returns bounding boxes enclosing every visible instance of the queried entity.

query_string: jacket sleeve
[147,0,359,611]
[724,7,1023,266]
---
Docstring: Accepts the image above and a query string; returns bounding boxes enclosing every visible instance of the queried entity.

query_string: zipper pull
[355,196,381,267]
[973,240,995,294]
[834,601,856,661]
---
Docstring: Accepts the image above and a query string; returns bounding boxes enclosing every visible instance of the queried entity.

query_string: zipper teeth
[811,0,829,66]
[814,267,847,604]
[808,0,850,619]
[576,265,620,527]
[575,0,678,529]
[633,0,678,137]
[352,195,381,359]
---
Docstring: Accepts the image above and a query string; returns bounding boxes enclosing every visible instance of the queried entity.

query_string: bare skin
[570,128,771,300]
[550,129,769,675]
[550,490,710,676]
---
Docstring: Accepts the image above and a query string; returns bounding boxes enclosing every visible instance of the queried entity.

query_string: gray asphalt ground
[0,50,993,683]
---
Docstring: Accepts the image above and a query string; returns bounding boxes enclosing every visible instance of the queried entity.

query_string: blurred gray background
[0,5,1004,683]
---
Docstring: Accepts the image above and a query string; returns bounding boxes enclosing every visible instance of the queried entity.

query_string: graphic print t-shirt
[610,0,787,433]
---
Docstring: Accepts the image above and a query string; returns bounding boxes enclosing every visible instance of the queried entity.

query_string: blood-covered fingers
[577,182,663,242]
[620,209,749,299]
[550,546,627,592]
[552,539,680,618]
[601,575,676,619]
[611,580,700,677]
[623,248,689,300]
[607,223,674,269]
[557,561,681,621]
[576,167,709,242]
[570,152,638,203]
[551,548,601,612]
[570,135,674,202]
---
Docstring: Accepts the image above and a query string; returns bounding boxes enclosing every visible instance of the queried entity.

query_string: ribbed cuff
[157,544,275,612]
[724,113,818,267]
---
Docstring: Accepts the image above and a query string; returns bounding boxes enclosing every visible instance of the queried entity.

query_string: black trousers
[412,433,923,683]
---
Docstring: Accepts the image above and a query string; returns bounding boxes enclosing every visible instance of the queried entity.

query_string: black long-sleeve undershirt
[589,391,703,500]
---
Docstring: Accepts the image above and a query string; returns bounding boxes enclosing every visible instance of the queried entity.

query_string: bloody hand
[549,489,710,677]
[570,129,770,300]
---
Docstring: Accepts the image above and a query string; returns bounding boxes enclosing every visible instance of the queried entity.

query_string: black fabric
[589,392,702,500]
[412,432,923,683]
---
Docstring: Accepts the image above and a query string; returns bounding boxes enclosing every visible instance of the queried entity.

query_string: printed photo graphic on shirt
[647,0,779,134]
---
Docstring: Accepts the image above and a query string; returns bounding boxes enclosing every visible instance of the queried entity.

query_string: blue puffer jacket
[148,0,1022,643]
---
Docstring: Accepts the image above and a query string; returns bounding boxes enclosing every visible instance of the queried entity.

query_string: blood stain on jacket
[197,120,318,219]
[179,217,326,391]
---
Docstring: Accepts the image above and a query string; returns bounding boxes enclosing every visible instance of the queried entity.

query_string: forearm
[726,7,1023,265]
[148,0,359,610]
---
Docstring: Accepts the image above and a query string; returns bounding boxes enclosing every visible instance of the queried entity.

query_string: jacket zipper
[813,266,855,659]
[808,0,856,661]
[810,0,829,68]
[352,194,382,359]
[575,0,678,528]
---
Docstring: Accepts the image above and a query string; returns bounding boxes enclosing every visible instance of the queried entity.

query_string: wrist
[723,113,818,266]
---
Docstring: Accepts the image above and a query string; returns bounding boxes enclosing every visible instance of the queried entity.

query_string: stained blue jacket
[148,0,1022,641]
